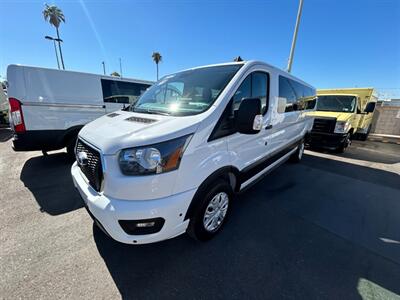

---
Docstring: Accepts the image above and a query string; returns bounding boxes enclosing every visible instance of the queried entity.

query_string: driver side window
[209,71,269,141]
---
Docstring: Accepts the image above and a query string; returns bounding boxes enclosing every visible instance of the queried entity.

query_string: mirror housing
[364,102,376,113]
[277,97,287,113]
[236,97,262,134]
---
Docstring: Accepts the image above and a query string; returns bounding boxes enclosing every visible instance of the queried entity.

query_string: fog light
[119,218,165,235]
[136,222,155,228]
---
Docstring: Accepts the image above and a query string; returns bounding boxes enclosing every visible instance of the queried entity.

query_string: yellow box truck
[307,88,377,152]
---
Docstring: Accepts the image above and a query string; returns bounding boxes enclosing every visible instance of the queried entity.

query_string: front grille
[312,118,336,133]
[76,139,103,192]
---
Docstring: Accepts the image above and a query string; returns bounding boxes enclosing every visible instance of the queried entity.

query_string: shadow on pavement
[94,154,400,299]
[0,128,12,142]
[20,153,83,215]
[309,141,400,164]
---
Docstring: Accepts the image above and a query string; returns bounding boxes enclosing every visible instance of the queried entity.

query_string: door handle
[265,124,273,130]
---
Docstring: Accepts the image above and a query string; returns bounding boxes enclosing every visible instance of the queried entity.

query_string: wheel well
[62,126,83,147]
[184,166,240,221]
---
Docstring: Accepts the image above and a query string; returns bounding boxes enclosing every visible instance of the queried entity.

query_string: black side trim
[239,139,301,185]
[12,126,83,152]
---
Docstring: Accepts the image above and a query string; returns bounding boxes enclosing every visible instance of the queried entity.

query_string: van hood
[307,111,353,122]
[79,110,201,155]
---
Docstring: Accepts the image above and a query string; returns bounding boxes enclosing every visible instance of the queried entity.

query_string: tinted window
[279,76,297,112]
[252,72,268,113]
[210,71,269,140]
[233,75,251,110]
[101,79,151,104]
[233,72,268,112]
[279,76,316,112]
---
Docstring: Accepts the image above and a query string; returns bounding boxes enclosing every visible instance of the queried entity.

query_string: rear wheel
[290,139,305,163]
[187,179,233,241]
[359,125,371,141]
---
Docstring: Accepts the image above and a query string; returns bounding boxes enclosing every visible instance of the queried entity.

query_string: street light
[287,0,304,73]
[45,36,63,70]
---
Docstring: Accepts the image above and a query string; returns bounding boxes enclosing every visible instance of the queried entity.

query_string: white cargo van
[6,65,153,156]
[71,61,316,244]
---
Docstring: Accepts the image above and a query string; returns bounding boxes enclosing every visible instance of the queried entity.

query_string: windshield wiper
[132,107,171,116]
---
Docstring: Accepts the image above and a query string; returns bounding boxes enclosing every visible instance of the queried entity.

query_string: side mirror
[364,102,376,113]
[236,98,262,134]
[277,97,287,113]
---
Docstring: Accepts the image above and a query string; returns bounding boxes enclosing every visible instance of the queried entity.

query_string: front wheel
[336,133,351,153]
[187,179,233,241]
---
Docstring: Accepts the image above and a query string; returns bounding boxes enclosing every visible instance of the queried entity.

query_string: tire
[66,137,77,161]
[187,179,233,241]
[290,139,305,163]
[359,125,371,141]
[336,133,351,153]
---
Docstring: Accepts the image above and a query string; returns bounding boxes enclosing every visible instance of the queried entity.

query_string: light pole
[287,0,304,73]
[102,61,106,75]
[45,35,62,70]
[119,58,123,78]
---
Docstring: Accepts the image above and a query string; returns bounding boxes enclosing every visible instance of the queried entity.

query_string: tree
[110,71,121,77]
[152,52,162,80]
[43,4,66,69]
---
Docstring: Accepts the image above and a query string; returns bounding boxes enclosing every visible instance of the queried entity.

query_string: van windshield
[316,95,357,113]
[130,64,243,116]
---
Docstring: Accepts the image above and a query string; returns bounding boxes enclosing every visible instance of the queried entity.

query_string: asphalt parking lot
[1,127,399,299]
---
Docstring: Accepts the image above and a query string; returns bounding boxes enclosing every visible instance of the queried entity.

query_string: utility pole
[119,58,123,78]
[287,0,304,73]
[102,61,106,75]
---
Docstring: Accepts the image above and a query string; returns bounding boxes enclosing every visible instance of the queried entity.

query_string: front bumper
[71,162,196,244]
[307,131,348,149]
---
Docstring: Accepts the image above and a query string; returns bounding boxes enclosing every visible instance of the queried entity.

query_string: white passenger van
[6,65,153,156]
[71,61,316,244]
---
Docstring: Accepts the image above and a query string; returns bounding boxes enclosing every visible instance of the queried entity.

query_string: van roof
[7,64,154,85]
[177,60,315,90]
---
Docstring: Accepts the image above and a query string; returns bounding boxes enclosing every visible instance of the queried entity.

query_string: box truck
[307,88,377,152]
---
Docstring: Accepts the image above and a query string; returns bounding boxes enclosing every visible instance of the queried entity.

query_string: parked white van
[71,61,316,244]
[6,65,153,156]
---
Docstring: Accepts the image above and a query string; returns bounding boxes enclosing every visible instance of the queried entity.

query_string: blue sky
[1,0,399,98]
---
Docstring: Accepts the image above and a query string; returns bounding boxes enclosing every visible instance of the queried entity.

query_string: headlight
[119,134,192,175]
[334,121,350,133]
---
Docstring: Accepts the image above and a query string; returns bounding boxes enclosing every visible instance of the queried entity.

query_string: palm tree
[43,4,65,70]
[152,52,162,80]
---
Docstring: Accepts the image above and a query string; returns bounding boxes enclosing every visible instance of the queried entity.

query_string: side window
[252,72,268,113]
[209,71,269,141]
[232,72,269,112]
[232,75,251,110]
[304,86,317,110]
[101,79,151,104]
[279,76,296,112]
